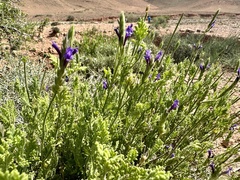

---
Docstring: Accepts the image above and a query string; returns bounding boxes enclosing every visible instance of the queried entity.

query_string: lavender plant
[0,8,239,180]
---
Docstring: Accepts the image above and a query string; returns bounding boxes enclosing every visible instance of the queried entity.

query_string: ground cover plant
[0,3,240,180]
[161,33,240,68]
[0,0,35,53]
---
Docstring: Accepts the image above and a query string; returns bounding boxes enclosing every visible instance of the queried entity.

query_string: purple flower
[237,68,240,78]
[125,24,133,39]
[209,162,215,173]
[165,145,170,149]
[103,80,108,90]
[46,85,50,92]
[115,24,134,46]
[229,124,237,131]
[155,51,163,62]
[207,149,214,158]
[165,144,173,150]
[114,27,120,40]
[170,153,175,158]
[210,20,216,29]
[206,64,211,69]
[169,100,179,112]
[144,50,151,64]
[200,64,205,71]
[52,42,78,68]
[63,47,78,67]
[65,76,69,82]
[221,167,232,176]
[64,47,78,61]
[193,44,202,50]
[124,24,133,45]
[52,41,61,57]
[155,73,161,81]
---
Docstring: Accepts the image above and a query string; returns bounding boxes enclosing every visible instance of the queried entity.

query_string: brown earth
[16,0,240,21]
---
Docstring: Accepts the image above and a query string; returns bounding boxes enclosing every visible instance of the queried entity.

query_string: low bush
[161,33,240,67]
[0,0,35,51]
[0,7,239,180]
[152,15,170,29]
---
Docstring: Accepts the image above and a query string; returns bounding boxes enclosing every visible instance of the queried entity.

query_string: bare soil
[15,0,240,21]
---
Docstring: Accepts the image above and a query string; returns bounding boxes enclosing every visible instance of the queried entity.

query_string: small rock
[29,48,37,52]
[185,29,195,33]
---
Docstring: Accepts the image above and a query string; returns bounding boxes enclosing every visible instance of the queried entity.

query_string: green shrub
[0,7,239,180]
[49,26,60,37]
[66,15,75,21]
[0,0,35,51]
[161,33,240,67]
[152,15,170,29]
[75,29,118,73]
[125,13,140,22]
[0,169,28,180]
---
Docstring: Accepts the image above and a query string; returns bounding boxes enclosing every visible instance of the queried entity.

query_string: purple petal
[210,20,216,29]
[229,124,237,131]
[169,100,179,112]
[209,162,215,173]
[65,76,69,82]
[200,64,204,71]
[207,149,214,158]
[52,41,61,57]
[64,47,78,60]
[103,80,108,89]
[114,27,120,40]
[221,167,232,176]
[155,73,161,81]
[206,64,211,69]
[155,51,163,62]
[144,50,151,64]
[125,24,133,38]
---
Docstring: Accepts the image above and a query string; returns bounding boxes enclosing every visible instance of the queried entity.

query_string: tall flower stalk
[102,12,133,113]
[40,26,78,175]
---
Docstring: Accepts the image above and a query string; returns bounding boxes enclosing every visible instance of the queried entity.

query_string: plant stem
[23,61,31,102]
[39,69,46,93]
[160,14,183,68]
[40,92,57,172]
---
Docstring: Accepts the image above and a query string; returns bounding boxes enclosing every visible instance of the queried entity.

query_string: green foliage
[66,15,75,21]
[51,21,60,26]
[50,26,60,36]
[0,0,35,51]
[125,13,139,22]
[152,15,170,29]
[75,28,118,74]
[0,169,28,180]
[161,33,240,67]
[37,18,49,34]
[0,6,239,180]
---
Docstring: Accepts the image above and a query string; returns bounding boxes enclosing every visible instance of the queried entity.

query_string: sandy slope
[16,0,240,21]
[17,0,156,20]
